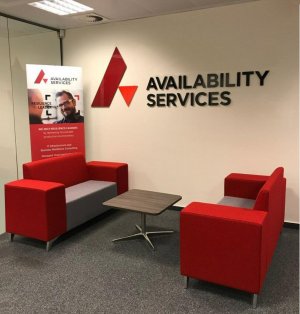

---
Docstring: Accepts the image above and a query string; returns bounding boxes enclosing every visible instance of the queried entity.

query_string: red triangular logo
[119,86,138,107]
[34,69,46,84]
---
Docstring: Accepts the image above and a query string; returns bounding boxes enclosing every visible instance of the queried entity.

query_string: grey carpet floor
[0,209,298,314]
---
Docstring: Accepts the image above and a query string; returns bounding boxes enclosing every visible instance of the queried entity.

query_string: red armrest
[5,179,67,242]
[224,173,269,199]
[86,161,128,194]
[180,202,267,294]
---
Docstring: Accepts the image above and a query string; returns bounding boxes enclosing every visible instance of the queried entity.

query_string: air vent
[71,13,108,24]
[0,0,30,6]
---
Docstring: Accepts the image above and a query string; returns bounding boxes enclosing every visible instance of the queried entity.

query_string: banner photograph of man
[55,90,84,123]
[28,89,43,124]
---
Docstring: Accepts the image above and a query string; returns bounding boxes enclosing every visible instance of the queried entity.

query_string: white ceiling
[0,0,261,30]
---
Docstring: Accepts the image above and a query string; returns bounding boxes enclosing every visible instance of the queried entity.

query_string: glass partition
[0,16,61,233]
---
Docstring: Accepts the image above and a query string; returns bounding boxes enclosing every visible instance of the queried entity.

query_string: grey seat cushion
[65,180,117,231]
[218,196,255,209]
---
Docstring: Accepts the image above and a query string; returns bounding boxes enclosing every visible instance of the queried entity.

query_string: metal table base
[112,212,174,250]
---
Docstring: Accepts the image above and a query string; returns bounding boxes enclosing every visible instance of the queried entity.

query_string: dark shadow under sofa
[5,153,128,250]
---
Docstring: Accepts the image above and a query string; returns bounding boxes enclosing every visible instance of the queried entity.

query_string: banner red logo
[91,47,138,107]
[34,69,48,84]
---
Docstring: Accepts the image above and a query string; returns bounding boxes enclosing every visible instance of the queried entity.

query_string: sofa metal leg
[46,237,58,252]
[184,276,189,289]
[10,233,15,242]
[252,294,258,309]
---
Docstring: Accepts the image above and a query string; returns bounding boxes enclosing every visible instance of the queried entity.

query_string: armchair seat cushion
[218,196,255,209]
[66,180,117,230]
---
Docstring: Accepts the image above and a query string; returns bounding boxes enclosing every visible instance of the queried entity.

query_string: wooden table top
[103,189,182,215]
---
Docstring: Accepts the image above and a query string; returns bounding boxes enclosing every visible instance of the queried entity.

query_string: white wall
[64,0,299,222]
[9,31,60,175]
[0,17,17,233]
[0,21,60,234]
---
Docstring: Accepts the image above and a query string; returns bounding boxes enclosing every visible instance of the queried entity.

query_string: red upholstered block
[180,202,267,294]
[254,167,286,269]
[5,179,67,242]
[23,153,88,187]
[87,161,128,194]
[254,167,285,211]
[225,173,268,199]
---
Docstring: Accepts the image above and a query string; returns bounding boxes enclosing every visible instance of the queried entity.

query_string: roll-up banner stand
[26,64,85,160]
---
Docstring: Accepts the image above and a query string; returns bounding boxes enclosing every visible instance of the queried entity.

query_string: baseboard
[170,205,182,211]
[170,206,299,229]
[284,222,299,229]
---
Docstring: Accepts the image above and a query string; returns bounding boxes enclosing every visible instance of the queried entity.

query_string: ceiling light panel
[29,0,93,16]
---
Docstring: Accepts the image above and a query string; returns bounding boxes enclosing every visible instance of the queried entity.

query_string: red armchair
[180,167,286,307]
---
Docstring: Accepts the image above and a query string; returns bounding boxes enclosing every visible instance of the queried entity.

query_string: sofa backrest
[253,167,285,212]
[23,153,88,187]
[254,168,286,284]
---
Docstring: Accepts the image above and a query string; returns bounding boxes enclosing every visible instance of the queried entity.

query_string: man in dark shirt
[54,90,84,123]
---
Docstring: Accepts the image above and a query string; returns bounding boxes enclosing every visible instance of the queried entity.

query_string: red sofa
[5,153,128,250]
[180,167,286,307]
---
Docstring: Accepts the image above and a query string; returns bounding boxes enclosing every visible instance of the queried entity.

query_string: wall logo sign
[91,47,270,108]
[146,71,270,107]
[91,47,138,108]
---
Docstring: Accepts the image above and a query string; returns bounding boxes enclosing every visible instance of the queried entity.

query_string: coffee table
[103,189,182,250]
